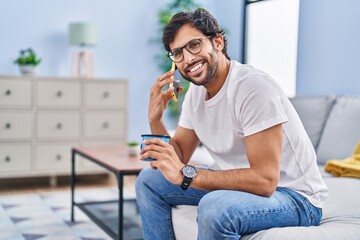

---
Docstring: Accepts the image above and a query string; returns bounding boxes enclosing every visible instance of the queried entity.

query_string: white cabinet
[0,75,128,179]
[84,82,126,108]
[0,144,32,173]
[0,78,32,107]
[37,112,81,139]
[84,112,125,138]
[37,80,81,107]
[35,143,77,171]
[0,112,32,140]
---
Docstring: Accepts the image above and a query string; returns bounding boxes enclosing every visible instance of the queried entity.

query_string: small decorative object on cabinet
[68,22,97,79]
[127,141,140,157]
[13,48,42,76]
[0,75,128,185]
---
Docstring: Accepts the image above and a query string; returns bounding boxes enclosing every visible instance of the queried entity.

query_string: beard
[180,48,219,86]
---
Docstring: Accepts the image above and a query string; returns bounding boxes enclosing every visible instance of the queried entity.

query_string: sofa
[171,95,360,240]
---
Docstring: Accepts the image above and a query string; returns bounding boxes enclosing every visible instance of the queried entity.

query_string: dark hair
[162,8,230,60]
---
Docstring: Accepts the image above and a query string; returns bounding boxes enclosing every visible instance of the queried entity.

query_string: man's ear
[213,34,224,51]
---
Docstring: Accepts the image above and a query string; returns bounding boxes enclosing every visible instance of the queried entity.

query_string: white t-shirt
[179,60,328,208]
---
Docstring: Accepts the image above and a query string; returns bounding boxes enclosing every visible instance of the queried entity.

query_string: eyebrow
[170,37,202,52]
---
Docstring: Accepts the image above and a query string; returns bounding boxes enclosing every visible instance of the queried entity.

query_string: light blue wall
[297,0,360,95]
[1,0,359,141]
[0,0,243,141]
[0,0,171,142]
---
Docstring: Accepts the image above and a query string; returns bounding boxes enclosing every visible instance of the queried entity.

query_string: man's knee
[136,167,158,191]
[136,168,161,209]
[136,167,152,186]
[198,191,230,227]
[197,190,242,239]
[136,168,167,193]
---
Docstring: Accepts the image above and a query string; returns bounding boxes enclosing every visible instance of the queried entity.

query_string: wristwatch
[180,165,198,190]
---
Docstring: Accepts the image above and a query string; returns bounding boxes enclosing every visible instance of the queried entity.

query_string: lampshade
[68,23,97,46]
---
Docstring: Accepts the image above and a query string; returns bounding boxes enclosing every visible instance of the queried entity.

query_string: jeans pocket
[303,199,322,226]
[307,211,315,226]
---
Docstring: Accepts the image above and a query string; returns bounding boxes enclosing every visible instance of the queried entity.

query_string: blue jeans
[135,167,322,240]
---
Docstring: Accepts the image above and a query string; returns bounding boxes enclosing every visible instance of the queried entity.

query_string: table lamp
[68,22,97,79]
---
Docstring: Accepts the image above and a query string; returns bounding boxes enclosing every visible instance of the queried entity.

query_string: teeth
[190,63,203,72]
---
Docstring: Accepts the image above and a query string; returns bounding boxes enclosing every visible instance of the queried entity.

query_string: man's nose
[183,48,195,64]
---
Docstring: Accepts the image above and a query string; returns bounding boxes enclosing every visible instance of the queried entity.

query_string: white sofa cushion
[289,96,336,150]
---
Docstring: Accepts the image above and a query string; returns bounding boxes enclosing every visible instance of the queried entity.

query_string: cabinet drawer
[0,79,31,107]
[36,143,75,170]
[37,112,80,139]
[85,82,126,108]
[0,145,31,172]
[37,80,80,107]
[84,112,125,138]
[0,112,32,140]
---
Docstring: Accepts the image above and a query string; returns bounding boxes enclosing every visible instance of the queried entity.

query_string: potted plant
[14,48,42,75]
[127,141,140,157]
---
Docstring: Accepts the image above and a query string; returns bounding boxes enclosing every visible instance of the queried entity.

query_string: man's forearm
[191,168,279,197]
[149,119,169,136]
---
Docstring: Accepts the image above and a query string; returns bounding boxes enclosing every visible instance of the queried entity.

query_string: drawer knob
[56,154,62,161]
[56,91,63,97]
[56,123,63,129]
[5,123,11,129]
[103,91,110,98]
[103,122,109,129]
[5,89,11,96]
[5,156,11,162]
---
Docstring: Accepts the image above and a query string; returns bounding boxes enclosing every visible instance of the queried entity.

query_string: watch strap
[181,176,192,190]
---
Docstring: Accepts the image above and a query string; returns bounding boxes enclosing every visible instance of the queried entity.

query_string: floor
[0,174,137,197]
[0,174,142,240]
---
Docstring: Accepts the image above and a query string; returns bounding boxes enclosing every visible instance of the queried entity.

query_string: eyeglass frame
[167,35,213,63]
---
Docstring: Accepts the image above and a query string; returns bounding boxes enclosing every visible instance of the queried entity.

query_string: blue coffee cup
[140,134,170,161]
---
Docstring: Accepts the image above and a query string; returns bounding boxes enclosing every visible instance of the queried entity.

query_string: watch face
[182,165,197,178]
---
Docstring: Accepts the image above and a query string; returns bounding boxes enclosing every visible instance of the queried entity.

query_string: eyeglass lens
[170,38,204,62]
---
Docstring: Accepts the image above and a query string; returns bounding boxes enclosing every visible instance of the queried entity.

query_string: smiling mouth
[187,61,205,75]
[190,62,203,72]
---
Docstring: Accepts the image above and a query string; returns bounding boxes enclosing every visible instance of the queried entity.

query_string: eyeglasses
[167,36,213,63]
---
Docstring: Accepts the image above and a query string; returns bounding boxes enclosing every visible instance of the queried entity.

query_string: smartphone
[169,62,183,102]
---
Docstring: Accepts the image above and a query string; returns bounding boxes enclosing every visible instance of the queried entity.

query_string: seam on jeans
[286,188,313,226]
[225,206,300,234]
[301,196,315,226]
[163,194,203,200]
[303,211,313,226]
[166,212,175,240]
[241,204,300,217]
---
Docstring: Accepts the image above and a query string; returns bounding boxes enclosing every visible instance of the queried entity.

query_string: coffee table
[70,145,149,240]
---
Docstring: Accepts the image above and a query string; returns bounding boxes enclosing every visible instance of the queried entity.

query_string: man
[136,8,328,240]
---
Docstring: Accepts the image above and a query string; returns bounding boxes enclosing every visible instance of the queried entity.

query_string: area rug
[0,188,142,240]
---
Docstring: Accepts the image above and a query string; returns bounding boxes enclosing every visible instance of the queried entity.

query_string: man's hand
[139,138,185,185]
[148,70,176,124]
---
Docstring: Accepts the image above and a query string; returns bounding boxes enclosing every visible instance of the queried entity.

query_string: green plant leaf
[127,141,139,147]
[14,48,42,66]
